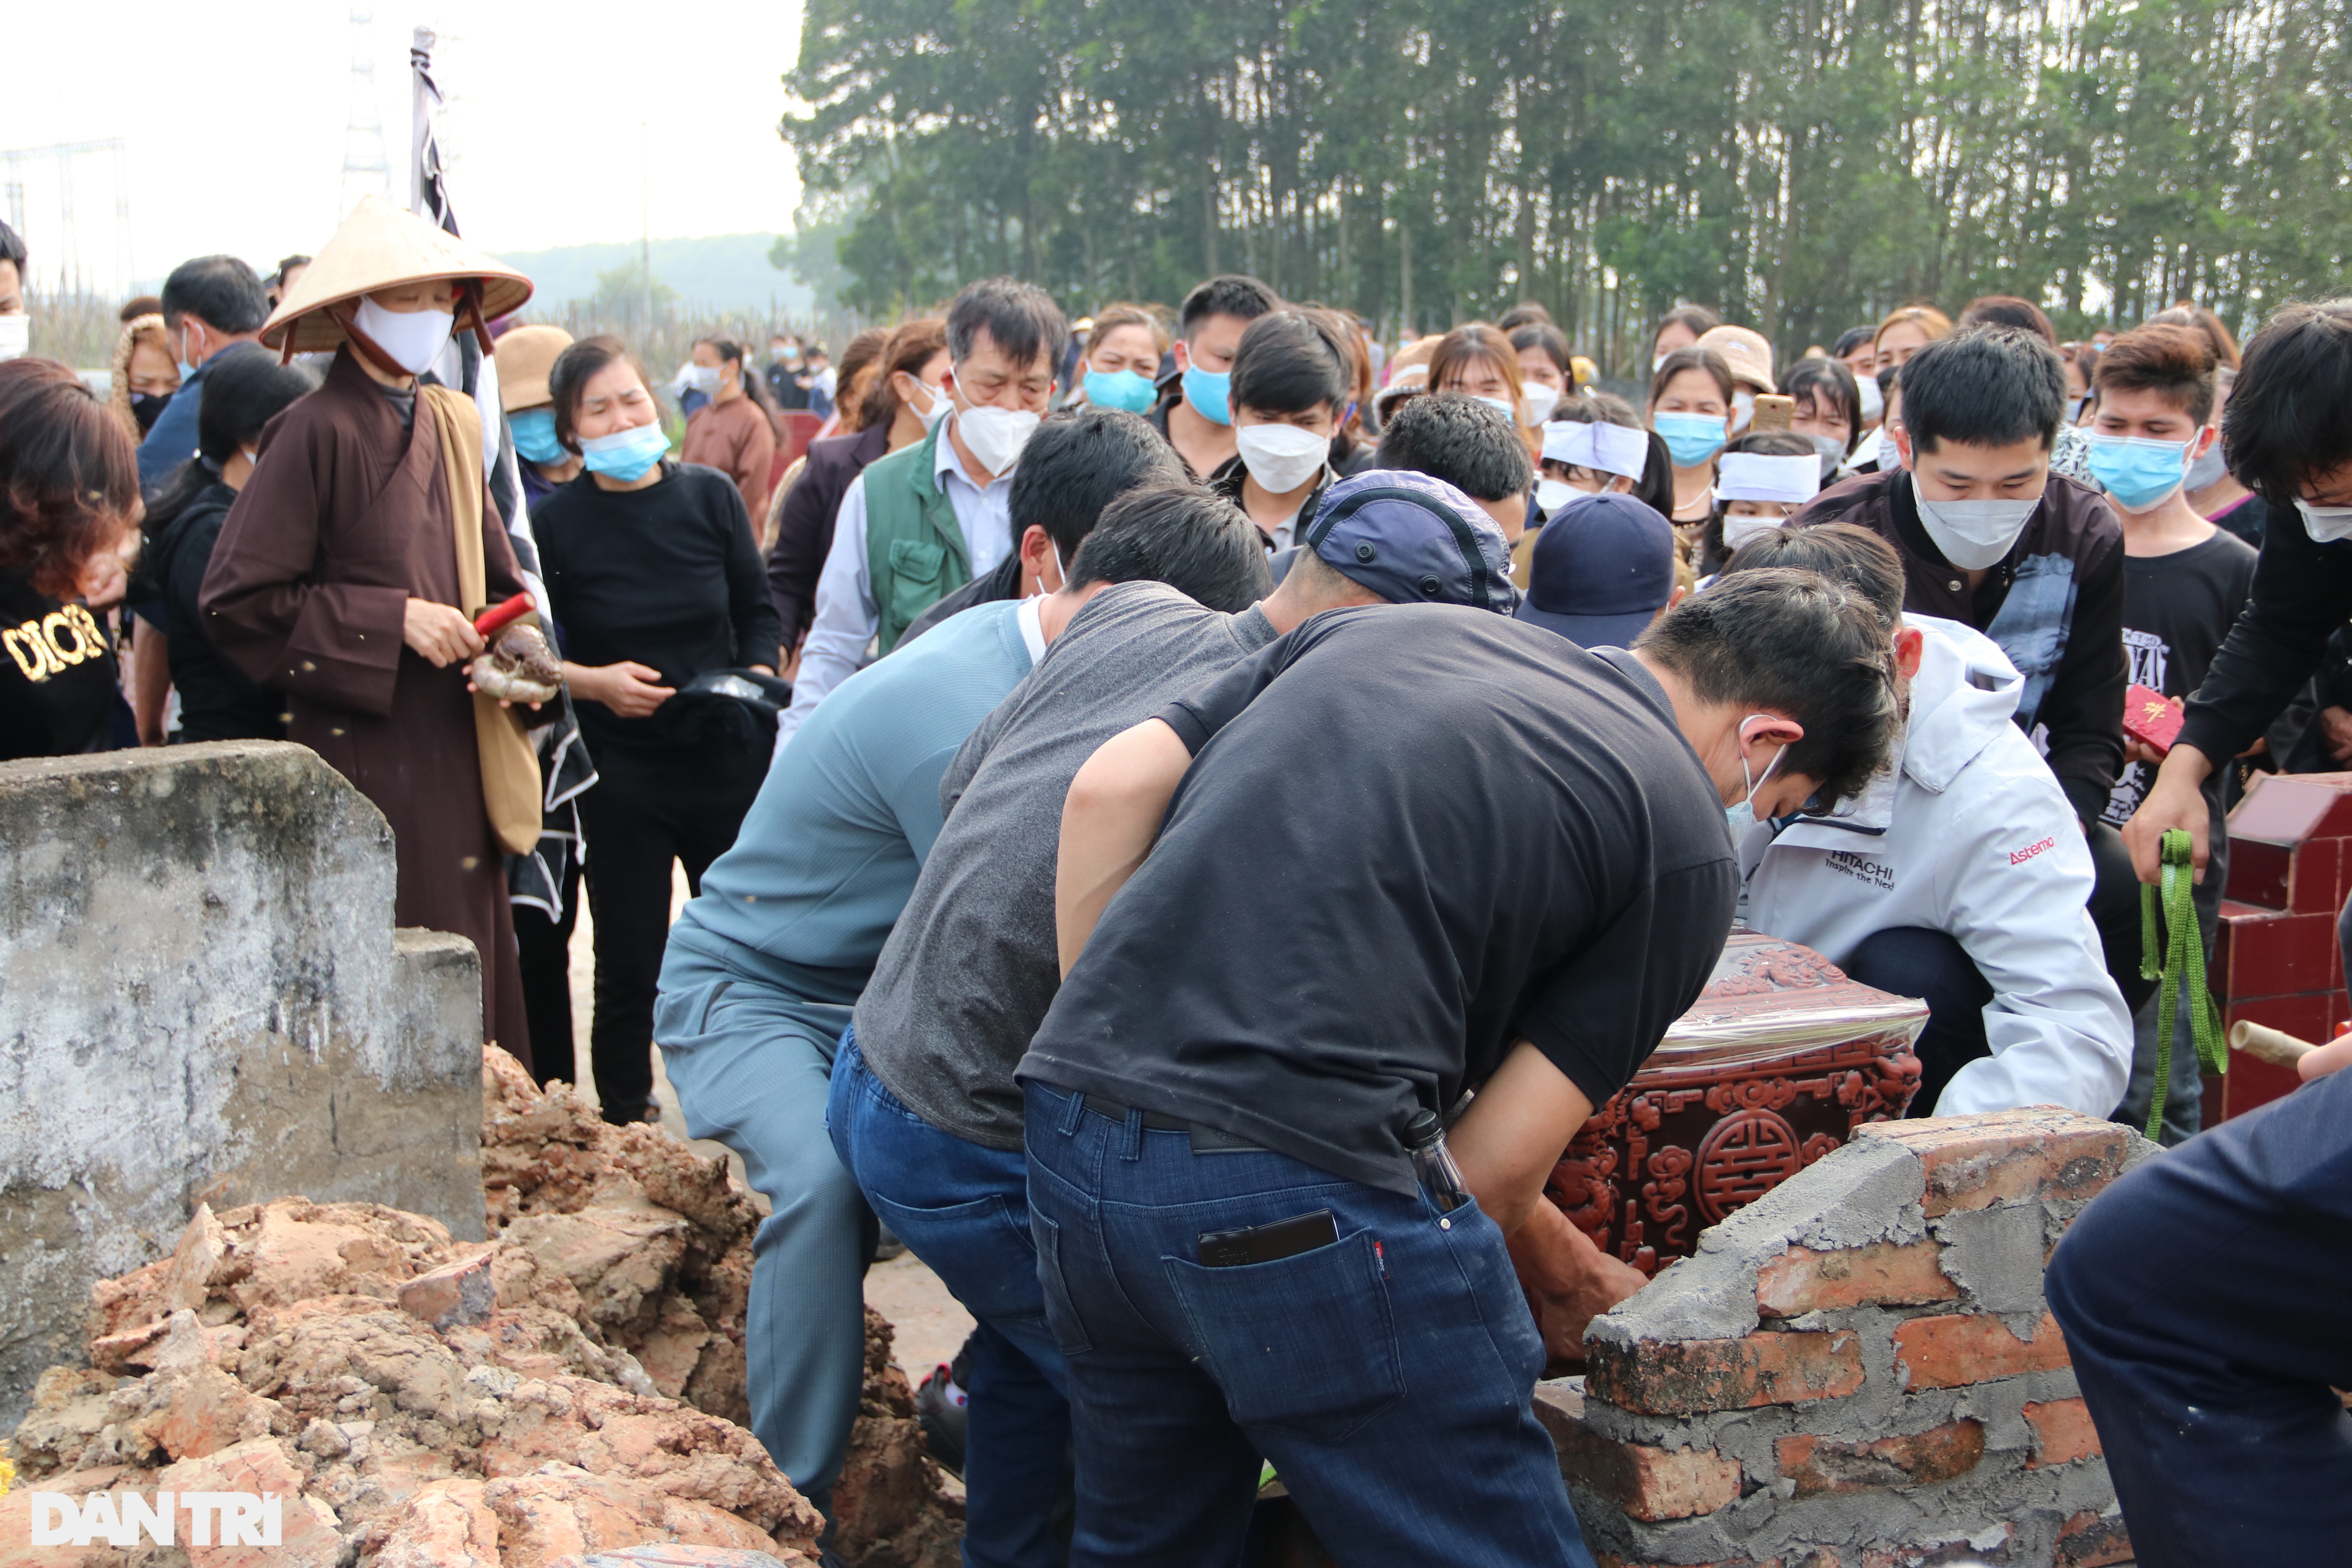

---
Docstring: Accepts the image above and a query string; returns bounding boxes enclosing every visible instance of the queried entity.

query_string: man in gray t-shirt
[826,471,1516,1564]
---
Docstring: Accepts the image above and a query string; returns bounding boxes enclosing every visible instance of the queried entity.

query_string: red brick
[1774,1418,1986,1496]
[2225,909,2340,995]
[2023,1396,2101,1467]
[1549,1419,1743,1521]
[1587,1330,1865,1415]
[1892,1311,2068,1389]
[1756,1239,1958,1316]
[1853,1108,2126,1214]
[2056,1508,2134,1567]
[2293,837,2342,914]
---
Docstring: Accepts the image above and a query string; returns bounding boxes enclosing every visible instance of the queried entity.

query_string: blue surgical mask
[1084,367,1158,414]
[1655,412,1729,468]
[580,421,669,482]
[1182,363,1232,426]
[2085,433,2191,515]
[509,407,566,465]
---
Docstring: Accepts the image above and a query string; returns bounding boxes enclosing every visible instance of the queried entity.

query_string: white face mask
[1721,513,1790,553]
[955,402,1041,476]
[906,376,951,434]
[353,296,455,376]
[1731,389,1756,435]
[681,363,723,397]
[1520,385,1561,427]
[2297,498,2352,544]
[1856,374,1885,422]
[1653,352,1671,374]
[1473,395,1517,420]
[1233,422,1329,493]
[1723,713,1790,833]
[1915,493,2040,571]
[0,313,28,361]
[1534,478,1577,515]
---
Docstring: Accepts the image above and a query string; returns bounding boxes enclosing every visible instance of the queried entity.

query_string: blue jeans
[652,968,863,1506]
[2047,1058,2352,1565]
[829,1032,1069,1568]
[1022,1081,1595,1568]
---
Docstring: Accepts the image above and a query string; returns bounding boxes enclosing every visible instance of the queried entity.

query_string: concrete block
[0,742,489,1427]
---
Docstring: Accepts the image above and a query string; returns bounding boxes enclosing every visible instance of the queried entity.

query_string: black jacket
[2181,493,2352,767]
[766,422,890,651]
[153,481,286,742]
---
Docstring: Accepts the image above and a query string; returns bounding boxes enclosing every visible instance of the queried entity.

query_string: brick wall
[1544,1107,2154,1568]
[2211,770,2352,1122]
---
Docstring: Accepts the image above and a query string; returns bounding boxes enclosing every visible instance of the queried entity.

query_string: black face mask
[130,390,172,436]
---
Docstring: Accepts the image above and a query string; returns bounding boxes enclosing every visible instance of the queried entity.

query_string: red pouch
[2124,683,2184,756]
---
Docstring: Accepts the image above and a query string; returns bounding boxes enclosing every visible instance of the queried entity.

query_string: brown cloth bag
[421,383,542,856]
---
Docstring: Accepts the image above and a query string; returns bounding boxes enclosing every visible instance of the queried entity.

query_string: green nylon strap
[2138,827,2226,1141]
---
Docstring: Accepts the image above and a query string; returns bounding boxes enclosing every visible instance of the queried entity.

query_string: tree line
[781,0,2351,374]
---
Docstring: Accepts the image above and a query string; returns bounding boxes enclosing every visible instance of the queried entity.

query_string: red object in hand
[474,593,536,638]
[2124,683,2185,756]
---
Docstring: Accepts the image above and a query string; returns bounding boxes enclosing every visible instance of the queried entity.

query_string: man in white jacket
[1725,524,2133,1118]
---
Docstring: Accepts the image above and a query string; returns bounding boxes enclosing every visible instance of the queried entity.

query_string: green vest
[863,421,973,656]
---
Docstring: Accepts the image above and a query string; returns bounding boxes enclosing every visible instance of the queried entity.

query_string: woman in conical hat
[199,196,542,1070]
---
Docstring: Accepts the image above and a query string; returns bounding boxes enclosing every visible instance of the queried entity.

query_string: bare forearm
[1055,719,1192,976]
[130,626,172,745]
[1449,1039,1595,1235]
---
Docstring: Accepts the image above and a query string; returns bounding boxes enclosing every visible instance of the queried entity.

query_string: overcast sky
[2,2,808,291]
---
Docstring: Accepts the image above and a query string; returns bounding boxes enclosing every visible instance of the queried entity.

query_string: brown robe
[199,347,533,1070]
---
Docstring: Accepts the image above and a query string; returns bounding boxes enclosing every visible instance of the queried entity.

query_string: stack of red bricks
[1543,1106,2149,1568]
[2210,770,2352,1122]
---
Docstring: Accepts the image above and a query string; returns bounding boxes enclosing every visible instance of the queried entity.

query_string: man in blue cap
[1515,490,1685,647]
[1028,556,1904,1563]
[830,469,1512,1567]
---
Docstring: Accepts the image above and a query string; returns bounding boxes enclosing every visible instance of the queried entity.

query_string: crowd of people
[2,191,2349,1564]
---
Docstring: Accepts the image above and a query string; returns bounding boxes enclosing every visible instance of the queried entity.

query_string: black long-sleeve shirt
[533,460,781,754]
[2179,496,2352,765]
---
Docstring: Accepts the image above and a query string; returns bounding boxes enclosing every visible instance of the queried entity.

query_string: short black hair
[2094,322,2218,428]
[1634,566,1897,812]
[1959,294,2058,346]
[195,343,320,460]
[1651,304,1722,356]
[945,276,1067,374]
[159,255,270,335]
[1898,326,2066,454]
[2222,298,2352,513]
[1719,521,1905,630]
[1176,274,1280,342]
[1066,481,1274,612]
[1373,393,1534,502]
[548,334,659,454]
[0,220,24,271]
[1831,326,1876,361]
[1229,310,1351,417]
[274,254,311,286]
[1008,406,1189,559]
[1781,357,1862,452]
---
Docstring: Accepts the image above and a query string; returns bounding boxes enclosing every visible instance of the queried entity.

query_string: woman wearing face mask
[143,344,318,742]
[1069,304,1165,414]
[766,318,948,663]
[1540,394,1676,516]
[199,195,543,1075]
[1649,304,1721,372]
[1697,434,1821,576]
[492,325,581,509]
[678,337,781,534]
[1510,322,1574,429]
[534,335,781,1125]
[1649,346,1738,525]
[1780,357,1863,479]
[1429,324,1542,459]
[108,313,181,441]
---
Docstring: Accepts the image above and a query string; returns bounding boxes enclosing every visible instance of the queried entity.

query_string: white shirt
[775,417,1016,746]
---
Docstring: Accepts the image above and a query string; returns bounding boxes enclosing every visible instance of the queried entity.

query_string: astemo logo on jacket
[29,1490,282,1547]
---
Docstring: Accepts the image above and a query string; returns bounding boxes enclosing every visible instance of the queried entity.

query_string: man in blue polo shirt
[652,409,1222,1526]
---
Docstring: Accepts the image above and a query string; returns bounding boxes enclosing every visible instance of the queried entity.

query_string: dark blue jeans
[828,1032,1069,1568]
[1843,926,1995,1116]
[2047,1059,2352,1565]
[1022,1081,1596,1568]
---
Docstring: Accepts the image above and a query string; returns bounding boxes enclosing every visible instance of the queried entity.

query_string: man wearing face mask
[138,255,271,490]
[1789,326,2145,1020]
[775,279,1066,748]
[1144,272,1281,478]
[199,196,543,1072]
[1208,307,1352,550]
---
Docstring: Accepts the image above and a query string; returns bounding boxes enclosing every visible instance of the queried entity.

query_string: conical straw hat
[261,194,534,354]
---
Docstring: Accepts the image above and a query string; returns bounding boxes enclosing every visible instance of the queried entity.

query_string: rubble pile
[1,1049,961,1568]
